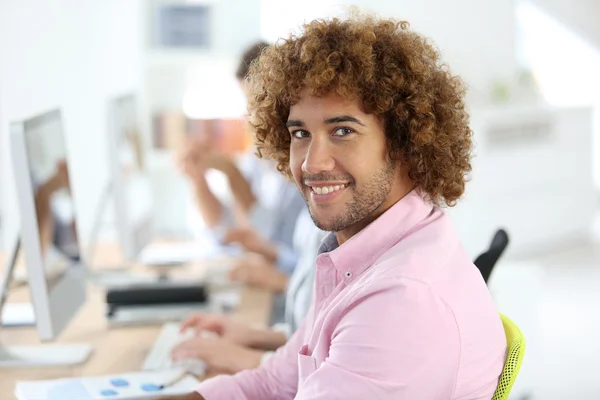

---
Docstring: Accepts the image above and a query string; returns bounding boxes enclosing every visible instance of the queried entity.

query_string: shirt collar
[316,190,434,279]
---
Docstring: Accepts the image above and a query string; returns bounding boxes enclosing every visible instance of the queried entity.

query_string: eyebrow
[286,120,304,128]
[286,115,365,128]
[324,115,365,126]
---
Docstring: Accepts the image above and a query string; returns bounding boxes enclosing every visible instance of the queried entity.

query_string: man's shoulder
[374,210,462,281]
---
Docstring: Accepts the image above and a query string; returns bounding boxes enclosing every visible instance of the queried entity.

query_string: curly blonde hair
[246,14,472,206]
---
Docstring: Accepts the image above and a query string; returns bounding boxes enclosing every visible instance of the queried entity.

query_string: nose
[301,136,335,174]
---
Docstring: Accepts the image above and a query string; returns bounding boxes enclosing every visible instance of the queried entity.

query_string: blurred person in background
[179,41,305,279]
[34,160,79,261]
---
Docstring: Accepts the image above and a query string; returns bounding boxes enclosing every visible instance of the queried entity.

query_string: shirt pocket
[297,344,317,387]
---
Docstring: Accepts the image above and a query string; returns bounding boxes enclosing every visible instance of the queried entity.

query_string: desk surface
[0,243,273,398]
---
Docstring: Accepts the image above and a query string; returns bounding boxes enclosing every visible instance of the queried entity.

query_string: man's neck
[335,186,414,245]
[335,219,372,245]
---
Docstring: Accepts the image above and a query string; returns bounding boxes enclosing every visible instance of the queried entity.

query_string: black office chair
[474,229,509,283]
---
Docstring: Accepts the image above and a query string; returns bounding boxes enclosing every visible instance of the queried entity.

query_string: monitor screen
[11,108,87,341]
[23,111,80,273]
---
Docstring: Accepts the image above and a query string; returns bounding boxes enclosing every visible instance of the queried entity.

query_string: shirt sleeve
[196,316,306,400]
[246,200,276,241]
[274,243,299,275]
[293,279,461,399]
[210,151,274,238]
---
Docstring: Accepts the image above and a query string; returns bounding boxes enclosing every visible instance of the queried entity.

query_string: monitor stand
[84,179,150,286]
[86,180,126,275]
[0,343,93,367]
[0,236,93,367]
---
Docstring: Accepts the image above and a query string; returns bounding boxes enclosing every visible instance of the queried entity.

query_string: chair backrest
[492,313,526,400]
[474,229,509,282]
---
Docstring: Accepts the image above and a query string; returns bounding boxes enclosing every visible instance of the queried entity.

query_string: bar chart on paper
[15,369,199,400]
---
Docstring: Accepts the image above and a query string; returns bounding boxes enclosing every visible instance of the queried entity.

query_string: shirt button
[345,271,352,278]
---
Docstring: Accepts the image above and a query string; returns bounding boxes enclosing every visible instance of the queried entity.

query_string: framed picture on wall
[151,2,212,49]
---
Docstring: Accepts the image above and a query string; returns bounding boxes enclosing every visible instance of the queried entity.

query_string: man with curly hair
[159,14,506,400]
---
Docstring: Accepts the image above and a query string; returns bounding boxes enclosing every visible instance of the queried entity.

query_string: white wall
[532,0,600,50]
[0,0,142,250]
[517,1,600,190]
[260,0,339,42]
[449,105,596,258]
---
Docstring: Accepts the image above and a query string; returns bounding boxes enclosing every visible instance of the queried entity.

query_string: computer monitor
[2,109,92,366]
[107,94,153,261]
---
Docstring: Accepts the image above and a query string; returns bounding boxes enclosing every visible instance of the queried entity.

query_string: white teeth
[311,184,347,195]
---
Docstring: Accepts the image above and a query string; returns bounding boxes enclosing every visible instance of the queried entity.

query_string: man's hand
[230,254,288,293]
[155,393,205,400]
[171,335,263,374]
[54,160,70,189]
[44,160,70,194]
[177,139,208,181]
[177,137,234,179]
[222,228,277,261]
[179,313,257,347]
[201,148,234,172]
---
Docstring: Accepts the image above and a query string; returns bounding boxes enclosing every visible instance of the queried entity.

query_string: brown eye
[333,127,354,136]
[291,130,310,139]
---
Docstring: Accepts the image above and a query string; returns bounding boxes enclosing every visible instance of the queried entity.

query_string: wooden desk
[0,244,273,398]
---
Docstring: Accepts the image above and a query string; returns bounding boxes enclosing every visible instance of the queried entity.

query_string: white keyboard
[0,343,93,367]
[139,242,242,266]
[143,323,207,376]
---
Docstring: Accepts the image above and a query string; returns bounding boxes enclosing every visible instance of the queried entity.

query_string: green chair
[492,314,526,400]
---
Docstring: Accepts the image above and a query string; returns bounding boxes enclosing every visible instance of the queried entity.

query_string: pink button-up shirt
[198,190,507,399]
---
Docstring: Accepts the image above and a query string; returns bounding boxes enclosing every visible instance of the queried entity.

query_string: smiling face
[288,91,412,242]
